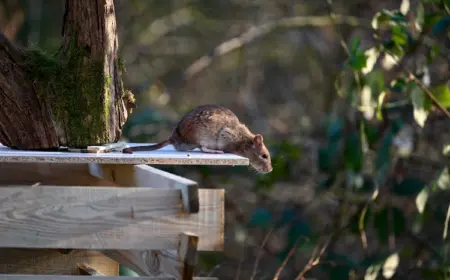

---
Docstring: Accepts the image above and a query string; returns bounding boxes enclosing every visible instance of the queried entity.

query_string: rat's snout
[262,165,273,173]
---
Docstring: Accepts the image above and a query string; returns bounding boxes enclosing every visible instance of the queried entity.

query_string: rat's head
[244,134,273,174]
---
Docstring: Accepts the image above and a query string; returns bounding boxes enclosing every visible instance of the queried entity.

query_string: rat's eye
[261,154,268,159]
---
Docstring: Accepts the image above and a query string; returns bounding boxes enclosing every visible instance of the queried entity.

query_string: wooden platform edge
[88,163,199,213]
[0,275,218,280]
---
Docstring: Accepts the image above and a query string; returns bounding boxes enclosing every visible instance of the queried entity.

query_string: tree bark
[0,0,131,150]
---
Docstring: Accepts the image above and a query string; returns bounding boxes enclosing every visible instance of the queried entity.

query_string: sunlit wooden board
[0,186,223,251]
[0,143,248,166]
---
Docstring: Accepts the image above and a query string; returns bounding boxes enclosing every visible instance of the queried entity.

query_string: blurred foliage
[246,0,450,278]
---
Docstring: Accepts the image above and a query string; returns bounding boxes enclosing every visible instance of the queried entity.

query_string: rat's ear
[253,134,263,145]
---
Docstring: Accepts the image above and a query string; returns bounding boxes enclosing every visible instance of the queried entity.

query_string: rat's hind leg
[173,142,198,151]
[200,146,224,154]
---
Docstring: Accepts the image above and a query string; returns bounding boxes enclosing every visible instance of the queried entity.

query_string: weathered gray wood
[0,143,248,166]
[0,275,218,280]
[88,164,199,213]
[0,163,117,186]
[102,232,199,280]
[0,248,119,276]
[0,186,223,250]
[89,165,203,278]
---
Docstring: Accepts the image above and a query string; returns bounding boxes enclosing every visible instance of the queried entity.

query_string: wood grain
[0,186,223,250]
[102,233,199,279]
[0,163,117,186]
[0,143,248,166]
[88,164,199,213]
[77,263,105,276]
[0,275,218,280]
[0,249,118,276]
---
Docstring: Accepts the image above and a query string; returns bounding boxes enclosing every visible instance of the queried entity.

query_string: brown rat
[122,104,273,173]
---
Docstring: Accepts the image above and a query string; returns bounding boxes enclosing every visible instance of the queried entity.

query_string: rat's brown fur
[122,104,272,173]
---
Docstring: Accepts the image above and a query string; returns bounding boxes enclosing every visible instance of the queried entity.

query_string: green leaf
[360,251,392,280]
[426,43,440,64]
[430,84,450,108]
[432,15,450,36]
[363,120,381,147]
[364,263,381,280]
[392,177,427,196]
[410,81,429,127]
[350,36,361,54]
[374,207,406,243]
[415,187,429,214]
[382,252,400,278]
[436,167,450,190]
[372,11,390,29]
[248,207,273,229]
[391,25,408,46]
[348,36,368,70]
[344,131,363,172]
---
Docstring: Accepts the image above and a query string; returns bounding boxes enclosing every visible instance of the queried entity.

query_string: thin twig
[250,227,275,280]
[295,236,332,280]
[181,15,370,83]
[405,69,450,118]
[272,236,305,280]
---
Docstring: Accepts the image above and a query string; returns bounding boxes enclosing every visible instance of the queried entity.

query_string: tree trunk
[0,0,131,150]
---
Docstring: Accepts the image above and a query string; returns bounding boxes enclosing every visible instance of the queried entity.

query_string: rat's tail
[122,139,171,154]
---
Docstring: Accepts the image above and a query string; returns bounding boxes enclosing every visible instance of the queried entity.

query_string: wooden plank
[102,233,199,279]
[0,186,224,250]
[77,263,105,276]
[88,164,199,213]
[90,165,203,278]
[0,143,248,166]
[0,163,117,187]
[0,275,218,280]
[0,249,118,276]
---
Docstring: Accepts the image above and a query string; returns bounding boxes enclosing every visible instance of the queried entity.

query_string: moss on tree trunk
[0,0,132,149]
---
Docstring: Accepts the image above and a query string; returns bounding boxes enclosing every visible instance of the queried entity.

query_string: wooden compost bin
[0,143,249,280]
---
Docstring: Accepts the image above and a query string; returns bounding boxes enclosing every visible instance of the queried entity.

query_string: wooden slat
[0,186,223,250]
[0,163,117,187]
[0,275,218,280]
[88,164,199,213]
[102,232,199,280]
[0,249,118,276]
[89,164,204,278]
[0,143,248,166]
